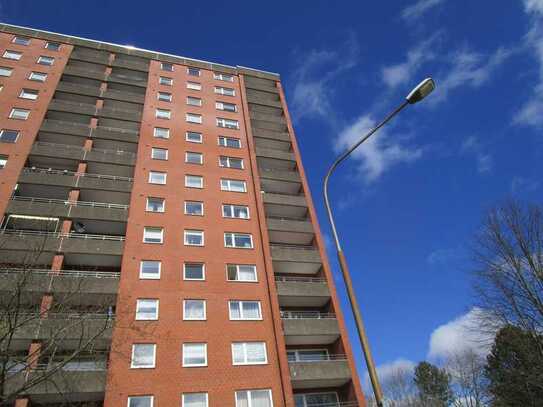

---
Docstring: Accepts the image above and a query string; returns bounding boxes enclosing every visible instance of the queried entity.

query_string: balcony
[91,125,139,146]
[102,88,145,104]
[56,81,102,98]
[271,245,322,275]
[246,88,281,107]
[250,111,286,125]
[289,355,351,389]
[252,118,287,133]
[40,119,90,138]
[259,169,302,195]
[98,106,142,122]
[48,100,97,117]
[266,217,314,245]
[63,65,107,81]
[70,48,110,65]
[111,57,149,72]
[262,192,308,219]
[281,311,340,345]
[244,76,278,93]
[275,276,330,307]
[256,147,296,171]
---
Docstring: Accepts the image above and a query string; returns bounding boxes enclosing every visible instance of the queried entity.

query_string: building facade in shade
[0,23,365,407]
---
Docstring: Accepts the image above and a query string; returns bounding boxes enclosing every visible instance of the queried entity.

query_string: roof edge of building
[0,22,281,80]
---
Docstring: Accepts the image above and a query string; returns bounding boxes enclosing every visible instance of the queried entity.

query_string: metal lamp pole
[323,78,436,407]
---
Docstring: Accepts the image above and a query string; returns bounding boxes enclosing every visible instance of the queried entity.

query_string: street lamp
[323,78,435,407]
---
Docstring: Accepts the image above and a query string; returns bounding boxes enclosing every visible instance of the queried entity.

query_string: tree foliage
[413,361,454,407]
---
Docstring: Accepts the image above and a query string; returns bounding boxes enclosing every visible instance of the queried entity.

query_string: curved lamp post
[323,78,436,407]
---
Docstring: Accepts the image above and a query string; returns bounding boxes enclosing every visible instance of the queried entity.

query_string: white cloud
[426,247,462,265]
[365,358,415,389]
[524,0,543,14]
[428,308,493,359]
[401,0,446,22]
[511,176,540,193]
[335,115,423,183]
[460,136,494,175]
[476,154,493,174]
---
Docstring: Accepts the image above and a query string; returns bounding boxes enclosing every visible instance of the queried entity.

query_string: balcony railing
[0,267,120,279]
[0,229,125,241]
[275,276,326,283]
[280,311,336,319]
[288,354,347,363]
[270,243,317,251]
[23,167,133,182]
[94,125,139,135]
[33,141,136,158]
[296,402,358,407]
[11,196,129,210]
[18,312,115,320]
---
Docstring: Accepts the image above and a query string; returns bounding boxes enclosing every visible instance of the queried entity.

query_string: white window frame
[213,72,234,82]
[216,101,237,112]
[136,299,159,321]
[143,227,164,244]
[220,179,247,193]
[232,342,268,365]
[186,113,202,124]
[183,299,207,321]
[161,62,174,72]
[226,264,258,282]
[187,67,201,76]
[214,86,235,96]
[148,171,167,184]
[139,260,161,280]
[3,50,22,60]
[157,91,172,102]
[185,151,203,165]
[184,229,204,246]
[45,42,61,51]
[29,71,47,82]
[146,197,165,213]
[0,155,7,169]
[183,263,205,281]
[186,131,202,143]
[235,389,273,407]
[131,344,156,369]
[12,36,30,46]
[187,96,203,106]
[0,66,13,77]
[184,201,204,216]
[217,118,240,129]
[225,233,254,249]
[219,156,244,169]
[222,204,250,219]
[19,89,39,100]
[127,396,154,407]
[293,392,339,407]
[229,300,263,321]
[155,108,171,120]
[151,148,168,161]
[37,56,54,66]
[182,393,208,407]
[287,349,330,362]
[218,136,241,149]
[187,81,202,91]
[9,108,30,120]
[159,76,173,86]
[185,175,203,189]
[153,127,170,139]
[182,343,207,367]
[0,129,20,143]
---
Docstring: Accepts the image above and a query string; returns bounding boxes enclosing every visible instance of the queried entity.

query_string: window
[19,89,39,100]
[182,343,207,367]
[185,201,203,216]
[37,56,55,66]
[186,131,202,143]
[131,344,156,368]
[161,62,173,71]
[136,299,159,320]
[140,260,161,279]
[214,72,234,82]
[155,108,171,119]
[287,349,329,362]
[183,299,206,320]
[143,227,163,244]
[187,67,201,76]
[159,76,173,86]
[235,390,273,407]
[157,92,172,102]
[45,42,61,51]
[216,101,237,112]
[182,393,208,407]
[184,263,205,280]
[29,71,47,82]
[225,233,253,249]
[221,179,247,192]
[146,197,165,213]
[151,148,168,160]
[219,156,244,169]
[222,204,249,219]
[0,155,7,169]
[217,118,239,129]
[185,175,203,188]
[232,342,267,365]
[0,67,13,77]
[294,393,339,407]
[186,113,202,124]
[187,81,201,91]
[187,96,202,106]
[128,396,154,407]
[148,171,167,184]
[229,301,262,320]
[218,136,241,149]
[215,86,235,96]
[12,37,30,46]
[0,129,19,143]
[153,127,170,139]
[184,230,204,246]
[9,108,30,120]
[3,50,22,60]
[227,265,257,282]
[186,151,203,165]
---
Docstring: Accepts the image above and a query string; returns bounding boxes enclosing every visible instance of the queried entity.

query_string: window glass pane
[37,56,54,65]
[242,301,261,319]
[185,230,203,246]
[251,390,272,407]
[151,148,168,160]
[3,50,22,60]
[29,72,47,81]
[45,42,61,51]
[0,156,8,169]
[186,175,203,188]
[19,89,39,100]
[232,343,245,364]
[185,201,203,216]
[160,76,173,85]
[0,130,19,143]
[136,299,158,320]
[187,96,202,106]
[229,302,241,319]
[10,109,30,120]
[144,227,163,243]
[149,171,166,184]
[187,67,200,76]
[161,62,173,71]
[0,67,13,77]
[186,113,202,124]
[183,343,206,366]
[246,343,266,364]
[141,261,160,278]
[128,396,153,407]
[186,152,203,164]
[184,263,204,280]
[183,393,207,407]
[146,197,164,212]
[154,127,170,139]
[238,265,257,281]
[184,300,205,320]
[187,82,201,90]
[132,344,155,368]
[236,392,249,407]
[158,92,171,102]
[186,132,202,143]
[13,37,30,45]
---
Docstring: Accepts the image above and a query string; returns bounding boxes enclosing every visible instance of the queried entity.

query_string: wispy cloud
[365,358,416,391]
[335,115,424,183]
[426,247,463,266]
[401,0,446,23]
[460,136,494,174]
[511,176,540,194]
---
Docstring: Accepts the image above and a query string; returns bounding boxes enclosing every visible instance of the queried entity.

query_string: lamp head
[406,77,435,104]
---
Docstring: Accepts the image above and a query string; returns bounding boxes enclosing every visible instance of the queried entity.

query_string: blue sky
[3,0,543,387]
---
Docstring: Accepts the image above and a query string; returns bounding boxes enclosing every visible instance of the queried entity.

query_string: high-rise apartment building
[0,23,365,407]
